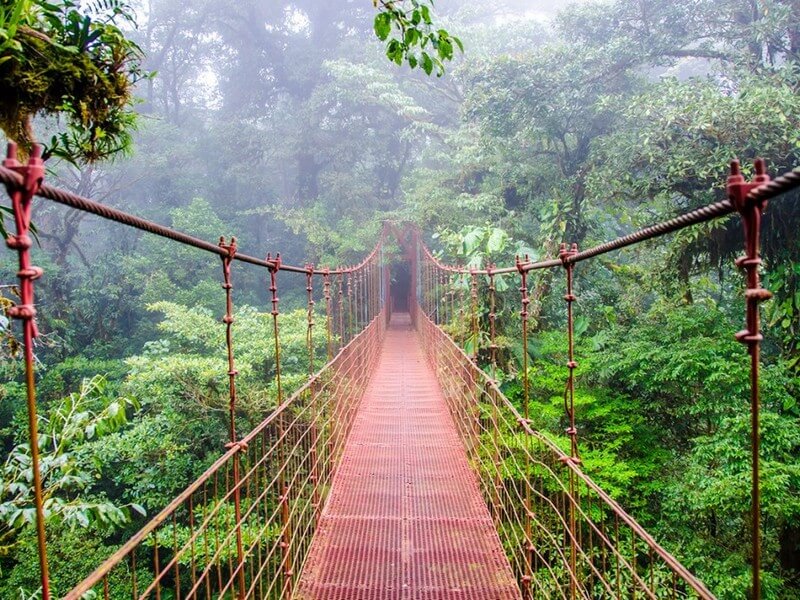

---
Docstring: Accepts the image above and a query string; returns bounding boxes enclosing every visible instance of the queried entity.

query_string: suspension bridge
[2,142,799,599]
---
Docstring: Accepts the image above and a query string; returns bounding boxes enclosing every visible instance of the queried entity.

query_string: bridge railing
[410,159,800,600]
[63,307,386,600]
[417,309,714,599]
[0,142,390,600]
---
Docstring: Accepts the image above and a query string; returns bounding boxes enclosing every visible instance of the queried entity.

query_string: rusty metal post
[368,262,373,323]
[346,271,353,342]
[439,269,446,325]
[424,258,432,325]
[434,265,439,323]
[487,266,502,523]
[422,253,428,317]
[323,270,333,361]
[559,242,581,600]
[728,159,771,600]
[361,260,372,328]
[424,261,429,316]
[374,259,380,321]
[367,263,373,323]
[3,143,50,600]
[457,270,466,349]
[448,274,455,328]
[219,238,239,442]
[356,267,362,332]
[306,267,321,524]
[422,259,428,314]
[368,261,374,323]
[378,245,385,319]
[559,243,581,462]
[434,264,440,324]
[268,253,284,404]
[366,264,371,324]
[280,477,294,596]
[354,269,361,332]
[337,273,344,352]
[470,270,479,362]
[440,270,447,325]
[219,237,246,599]
[361,267,366,328]
[516,256,535,596]
[385,257,392,324]
[266,254,293,595]
[306,266,316,377]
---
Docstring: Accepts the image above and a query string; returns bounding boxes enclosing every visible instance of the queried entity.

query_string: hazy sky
[439,0,585,22]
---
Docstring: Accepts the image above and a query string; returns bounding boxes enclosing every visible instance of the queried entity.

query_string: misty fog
[2,1,799,598]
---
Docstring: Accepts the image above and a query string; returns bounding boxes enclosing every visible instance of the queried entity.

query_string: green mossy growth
[0,4,144,163]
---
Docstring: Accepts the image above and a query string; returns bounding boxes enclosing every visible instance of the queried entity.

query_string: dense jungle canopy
[1,1,799,598]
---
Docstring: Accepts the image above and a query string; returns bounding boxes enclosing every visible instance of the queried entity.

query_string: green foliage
[82,301,327,511]
[498,295,800,596]
[373,0,462,76]
[2,0,800,597]
[590,301,799,595]
[763,257,800,363]
[37,356,127,402]
[0,0,147,162]
[0,375,139,554]
[0,289,20,361]
[520,329,663,509]
[133,301,325,415]
[661,409,800,598]
[0,520,136,599]
[588,70,800,216]
[434,223,536,271]
[135,198,232,311]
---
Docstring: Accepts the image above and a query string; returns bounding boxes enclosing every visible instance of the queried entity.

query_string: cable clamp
[6,234,32,250]
[745,288,772,302]
[8,304,37,320]
[735,256,762,269]
[735,330,763,345]
[18,266,43,281]
[267,252,282,273]
[727,159,770,212]
[515,254,530,274]
[218,236,237,258]
[559,242,579,266]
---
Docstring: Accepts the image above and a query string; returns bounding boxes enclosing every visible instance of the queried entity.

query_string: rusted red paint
[727,159,771,600]
[3,152,798,599]
[297,313,520,599]
[3,143,50,600]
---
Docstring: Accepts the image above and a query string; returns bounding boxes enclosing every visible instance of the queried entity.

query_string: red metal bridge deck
[296,313,519,599]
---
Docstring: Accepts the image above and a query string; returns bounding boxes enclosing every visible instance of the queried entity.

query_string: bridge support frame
[3,143,50,600]
[728,159,772,600]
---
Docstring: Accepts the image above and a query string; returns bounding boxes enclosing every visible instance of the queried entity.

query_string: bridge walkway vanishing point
[296,313,520,599]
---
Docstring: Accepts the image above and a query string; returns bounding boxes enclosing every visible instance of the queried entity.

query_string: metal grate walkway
[296,313,519,599]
